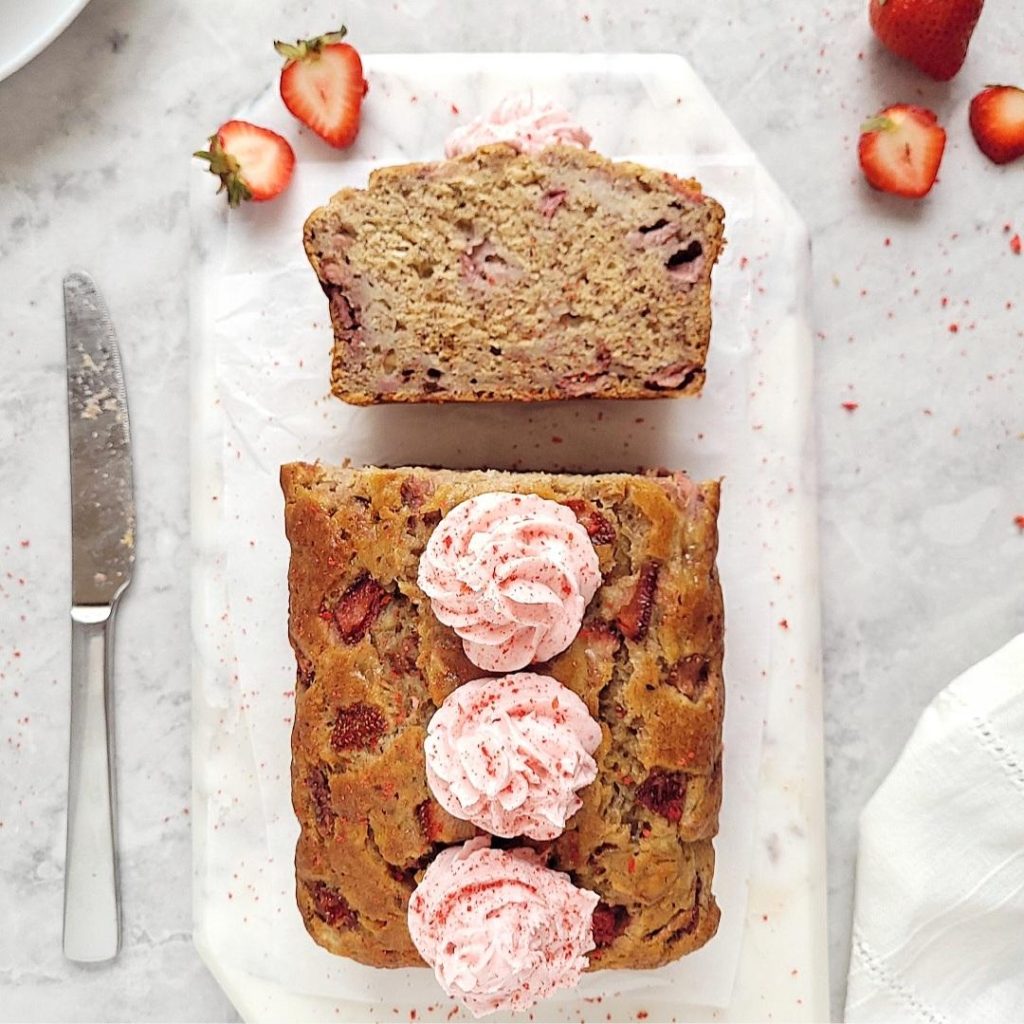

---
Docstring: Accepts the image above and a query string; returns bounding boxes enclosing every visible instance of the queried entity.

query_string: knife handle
[63,604,121,963]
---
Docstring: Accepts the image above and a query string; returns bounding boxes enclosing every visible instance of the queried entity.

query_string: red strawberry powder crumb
[1011,235,1022,255]
[841,402,859,412]
[1014,516,1024,532]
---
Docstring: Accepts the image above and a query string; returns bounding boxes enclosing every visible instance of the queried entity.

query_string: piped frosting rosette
[417,491,601,673]
[407,836,599,1017]
[425,672,601,840]
[444,91,593,158]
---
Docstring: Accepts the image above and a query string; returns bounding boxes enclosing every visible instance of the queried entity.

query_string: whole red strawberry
[869,0,985,81]
[969,85,1024,165]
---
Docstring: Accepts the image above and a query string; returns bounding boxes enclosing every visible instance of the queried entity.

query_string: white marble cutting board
[190,53,828,1022]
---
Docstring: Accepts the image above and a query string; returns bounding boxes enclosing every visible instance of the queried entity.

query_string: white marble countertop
[0,0,1020,1021]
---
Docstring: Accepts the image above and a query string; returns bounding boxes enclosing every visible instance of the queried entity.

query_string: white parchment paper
[192,60,780,1021]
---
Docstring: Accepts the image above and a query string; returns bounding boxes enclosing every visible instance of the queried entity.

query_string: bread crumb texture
[303,145,726,404]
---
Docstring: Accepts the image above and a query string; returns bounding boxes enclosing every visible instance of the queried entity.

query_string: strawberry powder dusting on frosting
[407,836,599,1017]
[444,92,593,158]
[417,492,601,672]
[424,672,601,840]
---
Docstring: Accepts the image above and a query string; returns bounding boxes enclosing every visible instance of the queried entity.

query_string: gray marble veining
[1,0,1021,1021]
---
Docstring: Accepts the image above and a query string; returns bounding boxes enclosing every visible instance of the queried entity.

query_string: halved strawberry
[194,120,295,206]
[969,85,1024,165]
[858,105,946,199]
[275,27,368,148]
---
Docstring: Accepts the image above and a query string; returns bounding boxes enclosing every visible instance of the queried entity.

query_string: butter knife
[62,271,135,963]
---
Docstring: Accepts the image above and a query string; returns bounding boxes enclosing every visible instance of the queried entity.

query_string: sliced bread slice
[303,144,725,405]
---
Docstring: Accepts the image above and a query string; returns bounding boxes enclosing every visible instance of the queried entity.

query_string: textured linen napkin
[845,633,1024,1022]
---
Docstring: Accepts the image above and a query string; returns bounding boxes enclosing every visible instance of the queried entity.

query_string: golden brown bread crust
[303,145,726,405]
[283,463,724,970]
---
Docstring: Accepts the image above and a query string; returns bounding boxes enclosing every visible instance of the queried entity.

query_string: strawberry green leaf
[274,26,347,65]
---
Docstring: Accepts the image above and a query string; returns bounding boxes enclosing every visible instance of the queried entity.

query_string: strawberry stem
[274,26,347,65]
[194,134,252,208]
[861,115,895,133]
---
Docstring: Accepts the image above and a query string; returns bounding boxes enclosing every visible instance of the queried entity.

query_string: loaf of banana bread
[303,144,725,404]
[283,462,724,970]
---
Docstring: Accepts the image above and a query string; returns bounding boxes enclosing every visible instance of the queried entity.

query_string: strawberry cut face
[277,28,368,149]
[970,86,1024,165]
[858,104,947,199]
[224,127,290,192]
[194,120,295,206]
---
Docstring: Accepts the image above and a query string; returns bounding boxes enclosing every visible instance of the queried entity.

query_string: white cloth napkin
[845,633,1024,1023]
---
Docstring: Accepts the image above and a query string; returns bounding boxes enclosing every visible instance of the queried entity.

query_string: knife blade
[65,271,135,606]
[62,271,135,964]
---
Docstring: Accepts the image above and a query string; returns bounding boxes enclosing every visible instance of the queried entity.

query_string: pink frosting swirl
[444,92,593,158]
[417,492,601,672]
[408,837,599,1017]
[425,673,601,840]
